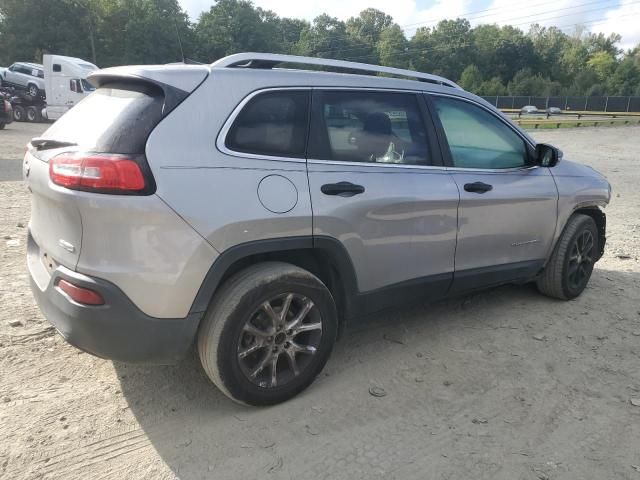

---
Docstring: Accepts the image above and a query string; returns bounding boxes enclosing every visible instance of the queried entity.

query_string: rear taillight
[57,279,104,306]
[49,153,149,194]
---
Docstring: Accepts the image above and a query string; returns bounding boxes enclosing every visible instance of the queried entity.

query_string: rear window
[225,90,310,158]
[41,82,164,154]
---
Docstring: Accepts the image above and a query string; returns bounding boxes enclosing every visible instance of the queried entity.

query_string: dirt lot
[1,124,639,480]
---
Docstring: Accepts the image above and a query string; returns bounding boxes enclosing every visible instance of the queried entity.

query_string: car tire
[27,84,39,97]
[198,262,338,406]
[536,214,598,300]
[13,105,25,122]
[26,106,40,122]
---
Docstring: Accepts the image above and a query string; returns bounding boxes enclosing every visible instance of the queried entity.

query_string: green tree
[459,64,483,92]
[377,25,409,69]
[195,0,279,61]
[0,0,94,64]
[587,51,616,83]
[608,58,640,95]
[477,77,507,96]
[296,14,363,61]
[411,19,472,80]
[528,25,569,83]
[345,8,394,63]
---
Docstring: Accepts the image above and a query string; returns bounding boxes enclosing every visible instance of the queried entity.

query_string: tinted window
[39,82,165,154]
[226,91,309,158]
[53,64,62,73]
[432,96,528,169]
[310,91,429,165]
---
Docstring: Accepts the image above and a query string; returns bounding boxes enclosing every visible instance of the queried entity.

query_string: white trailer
[42,54,98,120]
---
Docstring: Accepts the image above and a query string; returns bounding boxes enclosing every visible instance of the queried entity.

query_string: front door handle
[321,182,365,197]
[464,182,493,194]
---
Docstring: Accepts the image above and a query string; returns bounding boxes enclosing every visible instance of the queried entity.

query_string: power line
[309,10,638,68]
[305,0,621,58]
[309,0,638,61]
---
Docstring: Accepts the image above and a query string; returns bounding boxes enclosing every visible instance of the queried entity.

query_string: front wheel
[198,262,338,406]
[537,214,598,300]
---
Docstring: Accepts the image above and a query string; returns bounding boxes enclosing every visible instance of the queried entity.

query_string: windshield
[81,79,95,92]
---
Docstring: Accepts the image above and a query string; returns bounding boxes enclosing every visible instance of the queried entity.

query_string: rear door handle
[321,182,365,197]
[464,182,493,194]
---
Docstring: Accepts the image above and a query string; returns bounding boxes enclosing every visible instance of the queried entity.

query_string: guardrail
[514,117,640,129]
[483,95,640,112]
[503,109,640,118]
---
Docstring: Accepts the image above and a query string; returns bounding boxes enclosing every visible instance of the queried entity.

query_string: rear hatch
[25,66,209,273]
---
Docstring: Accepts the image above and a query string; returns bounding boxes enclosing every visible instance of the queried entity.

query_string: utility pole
[72,0,97,64]
[88,12,97,65]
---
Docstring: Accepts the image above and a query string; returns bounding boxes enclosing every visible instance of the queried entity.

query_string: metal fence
[481,96,640,112]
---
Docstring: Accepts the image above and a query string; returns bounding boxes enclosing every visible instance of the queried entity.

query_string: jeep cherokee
[25,53,611,405]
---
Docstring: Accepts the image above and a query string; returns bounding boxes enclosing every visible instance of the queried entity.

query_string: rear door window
[225,90,310,158]
[40,82,165,154]
[308,90,430,165]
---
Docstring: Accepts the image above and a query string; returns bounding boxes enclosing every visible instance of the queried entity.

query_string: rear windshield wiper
[31,138,78,151]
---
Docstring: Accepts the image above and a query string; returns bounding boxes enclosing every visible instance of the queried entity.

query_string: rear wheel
[27,83,39,97]
[26,106,40,122]
[198,262,337,406]
[13,105,24,122]
[537,214,598,300]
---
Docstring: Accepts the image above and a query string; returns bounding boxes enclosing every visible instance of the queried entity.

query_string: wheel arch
[573,206,606,260]
[189,236,359,337]
[551,206,606,264]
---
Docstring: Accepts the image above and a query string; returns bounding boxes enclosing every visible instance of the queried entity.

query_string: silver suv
[1,62,45,97]
[25,53,611,405]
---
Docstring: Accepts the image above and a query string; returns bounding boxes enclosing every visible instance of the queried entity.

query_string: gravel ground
[1,124,639,480]
[0,122,49,181]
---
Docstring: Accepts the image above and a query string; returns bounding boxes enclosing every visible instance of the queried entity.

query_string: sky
[178,0,640,50]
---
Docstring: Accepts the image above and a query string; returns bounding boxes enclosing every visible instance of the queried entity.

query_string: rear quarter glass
[38,81,165,154]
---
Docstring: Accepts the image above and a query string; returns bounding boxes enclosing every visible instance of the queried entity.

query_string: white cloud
[597,0,640,50]
[178,0,640,48]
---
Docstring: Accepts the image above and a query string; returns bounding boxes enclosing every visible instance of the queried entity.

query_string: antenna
[173,15,185,64]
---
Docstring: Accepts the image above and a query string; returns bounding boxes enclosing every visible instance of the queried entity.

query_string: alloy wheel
[567,230,594,290]
[237,293,322,389]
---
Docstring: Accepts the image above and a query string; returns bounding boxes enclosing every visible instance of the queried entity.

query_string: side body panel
[146,72,313,254]
[307,162,459,292]
[549,159,611,257]
[74,193,218,318]
[449,167,558,272]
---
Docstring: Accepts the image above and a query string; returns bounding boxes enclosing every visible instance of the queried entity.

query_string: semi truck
[0,54,98,123]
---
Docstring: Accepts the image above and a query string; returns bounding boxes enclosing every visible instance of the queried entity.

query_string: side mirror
[535,143,561,167]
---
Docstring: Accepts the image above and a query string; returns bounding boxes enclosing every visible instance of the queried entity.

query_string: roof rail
[212,52,462,89]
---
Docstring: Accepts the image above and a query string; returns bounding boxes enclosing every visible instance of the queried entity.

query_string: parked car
[1,62,45,97]
[520,105,539,114]
[25,53,611,406]
[0,94,13,129]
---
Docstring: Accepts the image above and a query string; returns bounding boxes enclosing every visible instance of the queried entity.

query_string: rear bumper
[28,237,202,364]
